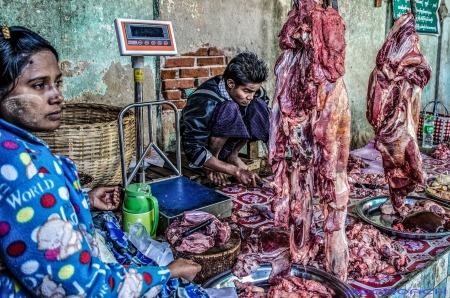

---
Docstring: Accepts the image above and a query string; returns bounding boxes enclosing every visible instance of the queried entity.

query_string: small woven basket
[34,103,135,187]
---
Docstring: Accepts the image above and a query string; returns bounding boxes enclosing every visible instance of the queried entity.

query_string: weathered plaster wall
[438,0,450,105]
[0,0,158,107]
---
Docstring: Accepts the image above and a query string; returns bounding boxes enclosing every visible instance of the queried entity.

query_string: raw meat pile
[346,222,408,281]
[235,276,334,298]
[165,211,230,253]
[366,12,432,216]
[268,0,351,281]
[431,144,450,160]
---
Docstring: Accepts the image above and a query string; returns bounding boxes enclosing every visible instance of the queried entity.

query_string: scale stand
[115,18,231,232]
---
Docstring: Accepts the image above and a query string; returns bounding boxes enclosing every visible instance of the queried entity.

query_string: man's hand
[167,258,201,281]
[88,186,120,211]
[205,170,231,186]
[236,169,263,187]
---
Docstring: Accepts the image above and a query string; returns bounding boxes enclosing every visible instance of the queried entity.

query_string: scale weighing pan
[150,176,232,234]
[355,195,450,239]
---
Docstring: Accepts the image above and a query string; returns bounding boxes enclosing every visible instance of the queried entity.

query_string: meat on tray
[232,227,292,279]
[165,211,230,254]
[392,200,450,233]
[366,12,431,216]
[235,275,334,298]
[268,0,350,281]
[346,222,408,281]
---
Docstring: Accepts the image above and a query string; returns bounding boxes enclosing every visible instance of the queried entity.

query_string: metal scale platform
[115,18,231,234]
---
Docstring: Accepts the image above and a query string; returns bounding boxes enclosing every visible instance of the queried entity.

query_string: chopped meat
[366,13,431,213]
[165,211,230,253]
[268,0,350,281]
[268,276,333,298]
[432,144,450,160]
[177,232,214,253]
[346,222,408,281]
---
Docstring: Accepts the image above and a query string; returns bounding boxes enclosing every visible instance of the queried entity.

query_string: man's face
[226,79,261,107]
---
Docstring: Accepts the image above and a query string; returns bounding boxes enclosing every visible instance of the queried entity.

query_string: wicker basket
[34,103,135,187]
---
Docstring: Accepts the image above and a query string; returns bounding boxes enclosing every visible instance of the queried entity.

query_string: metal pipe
[118,100,182,187]
[132,56,145,183]
[410,0,417,18]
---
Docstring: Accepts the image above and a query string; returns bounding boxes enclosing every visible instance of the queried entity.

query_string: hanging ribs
[268,0,350,281]
[366,13,431,215]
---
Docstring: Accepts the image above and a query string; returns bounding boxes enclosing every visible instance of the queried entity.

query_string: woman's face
[0,51,64,132]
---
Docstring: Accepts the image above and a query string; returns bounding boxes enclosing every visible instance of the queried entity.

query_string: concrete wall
[1,0,449,152]
[0,0,158,107]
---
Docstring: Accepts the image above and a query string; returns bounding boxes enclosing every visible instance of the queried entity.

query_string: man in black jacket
[180,52,269,187]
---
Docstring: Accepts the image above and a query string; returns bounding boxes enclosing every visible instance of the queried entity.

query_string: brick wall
[160,46,245,110]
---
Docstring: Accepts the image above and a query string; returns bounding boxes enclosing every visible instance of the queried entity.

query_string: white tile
[434,252,449,287]
[405,274,422,298]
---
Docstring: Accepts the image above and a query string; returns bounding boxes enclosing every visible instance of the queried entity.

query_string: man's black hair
[222,52,268,86]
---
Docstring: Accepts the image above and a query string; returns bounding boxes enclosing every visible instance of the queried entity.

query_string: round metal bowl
[355,195,450,239]
[202,263,358,298]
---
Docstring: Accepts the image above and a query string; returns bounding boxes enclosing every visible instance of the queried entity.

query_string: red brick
[195,77,210,87]
[162,79,195,90]
[165,57,195,68]
[208,47,224,56]
[179,68,210,78]
[197,57,224,66]
[181,48,208,56]
[162,100,186,110]
[210,66,226,76]
[161,69,178,80]
[162,90,181,101]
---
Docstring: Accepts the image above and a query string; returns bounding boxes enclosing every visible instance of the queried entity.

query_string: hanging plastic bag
[127,223,174,266]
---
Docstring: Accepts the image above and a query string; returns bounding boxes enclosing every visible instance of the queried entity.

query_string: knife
[181,219,213,238]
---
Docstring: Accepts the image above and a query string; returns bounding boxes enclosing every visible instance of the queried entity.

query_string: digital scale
[114,18,231,230]
[115,18,177,56]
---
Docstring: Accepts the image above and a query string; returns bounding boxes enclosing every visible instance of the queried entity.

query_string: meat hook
[293,0,299,9]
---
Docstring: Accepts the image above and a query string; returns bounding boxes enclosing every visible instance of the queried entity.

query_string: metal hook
[293,0,299,9]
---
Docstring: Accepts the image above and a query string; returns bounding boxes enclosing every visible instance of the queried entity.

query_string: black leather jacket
[180,76,269,167]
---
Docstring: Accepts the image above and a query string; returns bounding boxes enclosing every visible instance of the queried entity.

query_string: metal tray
[355,195,450,239]
[202,263,358,298]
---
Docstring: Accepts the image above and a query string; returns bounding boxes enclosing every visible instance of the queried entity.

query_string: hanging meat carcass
[268,0,351,281]
[366,13,431,216]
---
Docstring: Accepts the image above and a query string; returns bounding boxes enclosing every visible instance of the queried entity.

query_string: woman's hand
[88,186,120,211]
[167,258,201,281]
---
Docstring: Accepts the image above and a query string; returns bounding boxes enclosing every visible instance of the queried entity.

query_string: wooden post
[246,141,259,159]
[375,0,382,7]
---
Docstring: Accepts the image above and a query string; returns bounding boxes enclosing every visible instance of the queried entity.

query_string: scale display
[115,18,177,56]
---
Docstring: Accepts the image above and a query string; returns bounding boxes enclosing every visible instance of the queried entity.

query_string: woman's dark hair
[222,52,268,86]
[0,26,59,101]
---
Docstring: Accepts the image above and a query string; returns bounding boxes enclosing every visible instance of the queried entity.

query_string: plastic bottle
[422,115,435,148]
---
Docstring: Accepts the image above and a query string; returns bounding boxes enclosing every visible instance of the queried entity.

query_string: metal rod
[132,56,145,183]
[118,100,182,187]
[332,0,339,12]
[410,0,417,18]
